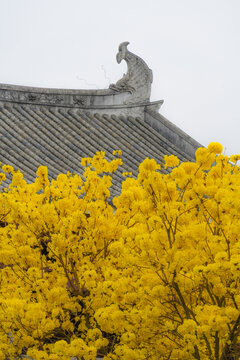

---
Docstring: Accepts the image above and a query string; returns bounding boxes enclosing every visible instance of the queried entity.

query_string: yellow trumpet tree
[1,143,240,360]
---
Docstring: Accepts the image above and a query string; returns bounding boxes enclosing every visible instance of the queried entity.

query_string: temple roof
[0,42,201,195]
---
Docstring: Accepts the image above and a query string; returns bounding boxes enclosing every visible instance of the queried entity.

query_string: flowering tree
[1,144,240,359]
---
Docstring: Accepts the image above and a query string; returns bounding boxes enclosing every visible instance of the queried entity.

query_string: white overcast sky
[0,0,239,155]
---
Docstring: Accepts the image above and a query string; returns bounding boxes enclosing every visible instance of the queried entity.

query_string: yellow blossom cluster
[112,150,122,156]
[164,154,180,168]
[122,172,132,177]
[1,144,240,359]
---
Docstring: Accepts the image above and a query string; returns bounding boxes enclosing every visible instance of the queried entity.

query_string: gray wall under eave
[144,108,202,160]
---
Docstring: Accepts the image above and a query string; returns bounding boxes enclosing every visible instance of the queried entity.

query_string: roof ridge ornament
[109,42,153,104]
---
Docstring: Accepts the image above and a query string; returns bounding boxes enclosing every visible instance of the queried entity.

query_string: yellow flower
[208,142,223,154]
[0,173,6,181]
[230,154,240,163]
[122,172,132,177]
[36,165,48,178]
[164,154,180,168]
[81,157,88,166]
[195,147,216,169]
[113,149,122,156]
[2,164,14,173]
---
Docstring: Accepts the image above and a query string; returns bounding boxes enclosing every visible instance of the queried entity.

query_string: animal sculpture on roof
[110,42,153,103]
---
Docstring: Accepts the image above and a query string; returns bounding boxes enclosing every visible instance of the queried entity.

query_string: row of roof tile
[0,102,195,196]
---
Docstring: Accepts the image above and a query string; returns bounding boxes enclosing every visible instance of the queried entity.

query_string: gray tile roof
[0,43,203,197]
[0,102,196,196]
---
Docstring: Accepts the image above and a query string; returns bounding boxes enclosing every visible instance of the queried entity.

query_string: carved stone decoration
[0,89,66,105]
[39,94,64,104]
[109,42,153,104]
[72,96,86,106]
[28,94,38,102]
[0,89,18,101]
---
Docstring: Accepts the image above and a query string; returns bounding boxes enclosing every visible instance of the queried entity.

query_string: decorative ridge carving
[0,88,88,107]
[109,42,153,104]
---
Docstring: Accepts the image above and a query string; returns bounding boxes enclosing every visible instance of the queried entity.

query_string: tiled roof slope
[0,43,202,197]
[0,102,196,197]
